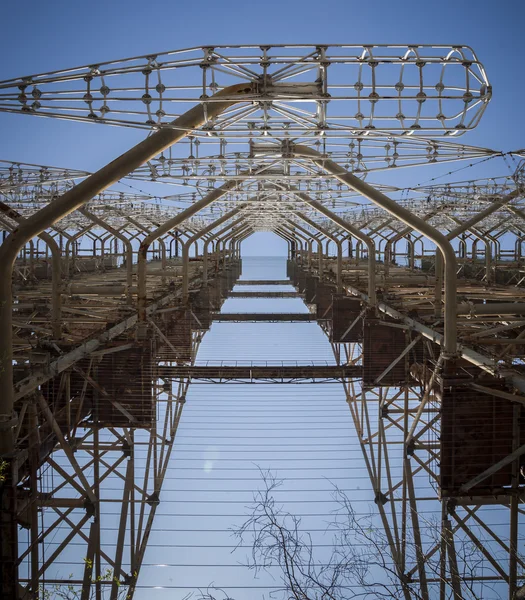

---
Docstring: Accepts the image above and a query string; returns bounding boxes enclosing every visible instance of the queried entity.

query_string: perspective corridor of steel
[1,43,525,600]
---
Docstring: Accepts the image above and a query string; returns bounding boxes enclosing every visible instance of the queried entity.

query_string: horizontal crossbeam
[156,364,361,383]
[235,280,291,285]
[227,291,301,298]
[213,313,316,322]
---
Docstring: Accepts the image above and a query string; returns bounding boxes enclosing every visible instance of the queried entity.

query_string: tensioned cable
[34,256,514,600]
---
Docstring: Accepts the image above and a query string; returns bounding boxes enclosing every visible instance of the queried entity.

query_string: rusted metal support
[293,145,454,351]
[227,226,252,260]
[182,206,246,300]
[292,212,343,292]
[216,223,251,256]
[433,188,522,319]
[285,188,377,304]
[80,208,134,303]
[236,229,252,251]
[278,224,311,266]
[446,216,493,285]
[0,82,252,453]
[383,212,437,278]
[126,217,170,289]
[156,363,361,381]
[137,180,243,321]
[285,219,323,275]
[273,228,294,257]
[64,226,92,277]
[202,218,245,283]
[0,203,62,338]
[213,313,315,321]
[457,302,525,316]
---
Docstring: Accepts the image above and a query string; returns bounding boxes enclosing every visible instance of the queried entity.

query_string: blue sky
[6,8,523,595]
[1,0,524,257]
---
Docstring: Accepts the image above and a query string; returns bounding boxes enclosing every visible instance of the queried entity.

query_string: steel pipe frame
[284,218,324,276]
[137,180,247,321]
[322,237,333,258]
[211,224,241,262]
[220,224,253,258]
[143,216,197,262]
[291,211,343,292]
[328,230,355,264]
[208,223,248,267]
[281,252,525,599]
[292,145,458,352]
[126,216,169,280]
[0,203,62,338]
[292,226,316,268]
[137,165,274,320]
[181,207,247,300]
[274,226,301,260]
[18,371,193,600]
[506,208,525,254]
[63,226,92,277]
[202,217,247,263]
[94,230,113,259]
[277,224,311,267]
[274,226,299,257]
[280,184,377,305]
[217,226,242,262]
[431,188,523,324]
[507,206,525,266]
[366,216,398,264]
[232,229,254,259]
[301,197,373,286]
[272,229,293,257]
[324,332,524,600]
[4,101,524,600]
[75,228,106,264]
[229,225,254,261]
[79,208,134,304]
[0,82,253,455]
[207,224,251,279]
[383,213,438,279]
[447,216,493,284]
[231,222,253,258]
[287,230,304,259]
[289,221,324,273]
[202,218,245,284]
[330,306,524,600]
[235,228,253,250]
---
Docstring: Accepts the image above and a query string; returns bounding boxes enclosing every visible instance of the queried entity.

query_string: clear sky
[1,0,524,162]
[5,7,523,596]
[1,0,524,255]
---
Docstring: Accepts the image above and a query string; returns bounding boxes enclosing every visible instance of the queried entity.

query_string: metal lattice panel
[0,45,490,136]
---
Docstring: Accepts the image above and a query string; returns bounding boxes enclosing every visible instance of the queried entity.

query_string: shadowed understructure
[0,44,524,599]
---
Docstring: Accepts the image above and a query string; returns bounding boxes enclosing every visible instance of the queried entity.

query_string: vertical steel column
[181,207,246,300]
[284,219,324,276]
[293,145,453,349]
[0,83,253,455]
[447,216,493,284]
[383,212,437,278]
[287,189,377,305]
[202,218,245,283]
[293,212,343,292]
[278,225,310,267]
[137,181,243,320]
[433,188,521,321]
[64,226,91,277]
[274,226,300,258]
[80,208,134,303]
[0,203,62,338]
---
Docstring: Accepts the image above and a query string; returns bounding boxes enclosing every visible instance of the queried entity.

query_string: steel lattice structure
[1,44,525,600]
